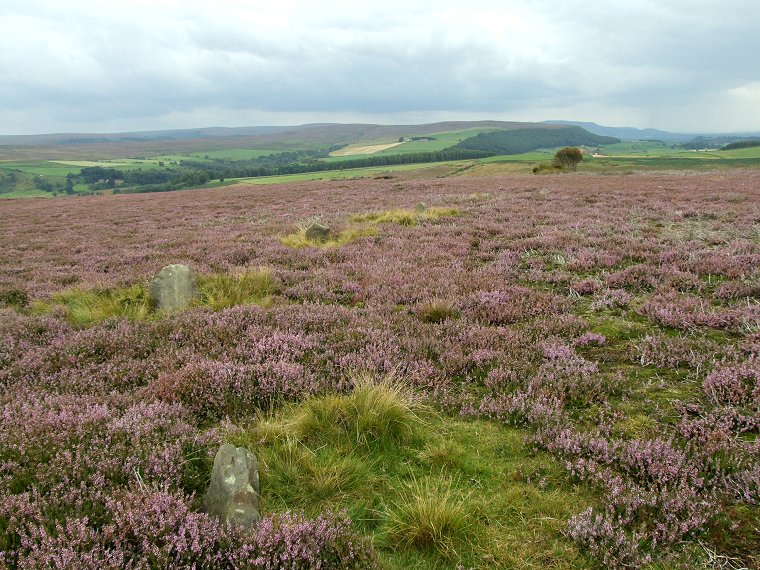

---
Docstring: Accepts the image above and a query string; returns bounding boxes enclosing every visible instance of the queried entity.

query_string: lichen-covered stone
[305,223,331,243]
[204,444,260,528]
[148,264,198,311]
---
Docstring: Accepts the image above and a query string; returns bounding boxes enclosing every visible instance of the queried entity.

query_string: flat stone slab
[204,444,260,528]
[149,264,198,311]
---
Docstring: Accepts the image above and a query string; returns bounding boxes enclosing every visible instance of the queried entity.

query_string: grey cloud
[2,0,760,134]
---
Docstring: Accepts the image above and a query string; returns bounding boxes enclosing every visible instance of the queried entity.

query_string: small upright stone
[149,264,198,311]
[305,222,331,243]
[204,444,261,528]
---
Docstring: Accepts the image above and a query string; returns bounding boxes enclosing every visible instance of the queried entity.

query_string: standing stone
[149,264,198,311]
[204,444,261,528]
[305,222,331,243]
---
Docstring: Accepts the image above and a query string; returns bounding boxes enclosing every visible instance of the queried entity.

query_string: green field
[4,130,760,200]
[322,128,502,162]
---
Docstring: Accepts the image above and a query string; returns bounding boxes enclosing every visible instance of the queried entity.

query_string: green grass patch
[195,268,277,311]
[224,374,596,569]
[350,207,460,227]
[280,225,378,249]
[33,268,277,325]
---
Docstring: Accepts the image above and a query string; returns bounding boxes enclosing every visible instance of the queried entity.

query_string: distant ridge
[0,121,556,147]
[0,120,573,161]
[542,121,691,142]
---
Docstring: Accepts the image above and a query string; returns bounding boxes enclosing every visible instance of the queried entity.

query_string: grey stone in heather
[148,264,198,311]
[305,222,331,243]
[204,444,261,528]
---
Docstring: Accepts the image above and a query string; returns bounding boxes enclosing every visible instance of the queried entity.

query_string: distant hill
[0,121,569,161]
[542,121,691,142]
[455,126,619,155]
[0,121,554,147]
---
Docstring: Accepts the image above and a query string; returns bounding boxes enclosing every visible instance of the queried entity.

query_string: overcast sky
[2,0,760,135]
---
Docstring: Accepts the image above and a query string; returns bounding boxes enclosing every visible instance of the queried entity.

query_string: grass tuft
[415,298,459,323]
[195,267,276,310]
[36,283,154,326]
[350,207,460,227]
[34,268,277,325]
[293,372,429,449]
[383,476,473,559]
[279,226,378,249]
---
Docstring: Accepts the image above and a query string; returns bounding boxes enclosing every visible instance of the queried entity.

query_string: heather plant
[3,172,760,567]
[9,489,377,569]
[702,358,760,407]
[634,332,719,370]
[460,287,568,325]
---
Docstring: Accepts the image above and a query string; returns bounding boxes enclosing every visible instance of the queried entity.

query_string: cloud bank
[2,0,760,134]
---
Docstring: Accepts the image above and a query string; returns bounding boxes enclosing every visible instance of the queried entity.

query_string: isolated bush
[553,147,584,171]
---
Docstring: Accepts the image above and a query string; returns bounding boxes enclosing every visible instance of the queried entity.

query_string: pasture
[1,171,758,568]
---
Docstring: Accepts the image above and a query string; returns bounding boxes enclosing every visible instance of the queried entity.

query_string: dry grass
[350,207,460,227]
[279,225,378,249]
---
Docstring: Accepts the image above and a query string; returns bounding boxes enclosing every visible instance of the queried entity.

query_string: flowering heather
[2,172,760,567]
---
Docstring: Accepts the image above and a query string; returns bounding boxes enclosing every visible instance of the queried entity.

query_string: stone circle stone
[148,264,198,311]
[204,444,261,528]
[305,222,331,243]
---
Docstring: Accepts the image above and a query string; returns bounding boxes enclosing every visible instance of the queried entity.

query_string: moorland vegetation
[1,172,758,568]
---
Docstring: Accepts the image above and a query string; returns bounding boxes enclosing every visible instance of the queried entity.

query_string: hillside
[543,120,690,142]
[0,121,556,161]
[455,126,619,154]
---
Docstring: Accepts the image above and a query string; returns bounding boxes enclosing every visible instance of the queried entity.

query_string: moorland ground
[1,172,759,568]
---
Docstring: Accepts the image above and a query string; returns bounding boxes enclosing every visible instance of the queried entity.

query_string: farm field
[325,128,501,160]
[1,171,759,568]
[4,124,760,200]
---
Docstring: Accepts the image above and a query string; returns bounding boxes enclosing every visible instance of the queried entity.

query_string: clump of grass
[415,298,459,323]
[350,206,460,227]
[292,373,429,449]
[35,268,278,325]
[0,286,29,309]
[35,283,154,326]
[195,267,276,310]
[383,476,473,559]
[280,226,378,249]
[417,440,465,469]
